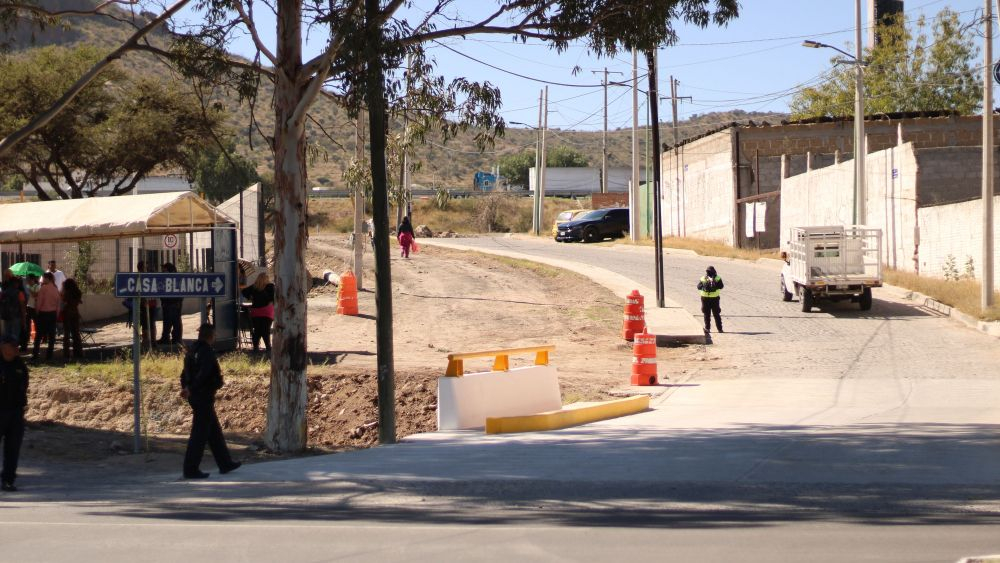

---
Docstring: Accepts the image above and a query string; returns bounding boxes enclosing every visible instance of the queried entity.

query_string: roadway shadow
[20,421,999,529]
[818,298,941,319]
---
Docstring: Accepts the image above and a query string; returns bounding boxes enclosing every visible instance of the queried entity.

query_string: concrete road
[4,235,1000,562]
[433,236,1000,380]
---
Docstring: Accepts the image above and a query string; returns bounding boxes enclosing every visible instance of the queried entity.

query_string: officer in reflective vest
[697,266,724,333]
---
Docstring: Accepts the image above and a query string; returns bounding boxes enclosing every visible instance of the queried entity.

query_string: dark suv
[556,207,630,243]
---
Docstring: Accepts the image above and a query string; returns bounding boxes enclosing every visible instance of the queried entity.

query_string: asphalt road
[3,235,1000,563]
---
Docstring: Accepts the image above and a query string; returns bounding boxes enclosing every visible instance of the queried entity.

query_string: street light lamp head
[802,40,823,48]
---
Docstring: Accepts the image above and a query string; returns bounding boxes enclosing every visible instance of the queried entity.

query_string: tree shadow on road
[23,421,1000,530]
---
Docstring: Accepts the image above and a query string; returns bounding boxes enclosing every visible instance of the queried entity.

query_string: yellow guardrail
[445,345,555,377]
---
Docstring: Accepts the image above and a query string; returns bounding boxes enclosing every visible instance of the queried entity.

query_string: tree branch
[233,0,278,67]
[4,0,137,18]
[0,0,192,158]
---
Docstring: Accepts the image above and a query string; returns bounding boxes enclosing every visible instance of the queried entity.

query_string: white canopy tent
[0,191,235,244]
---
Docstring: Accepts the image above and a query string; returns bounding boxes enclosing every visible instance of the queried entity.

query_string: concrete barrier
[437,365,562,430]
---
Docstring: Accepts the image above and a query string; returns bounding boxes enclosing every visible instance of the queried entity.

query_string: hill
[2,3,787,189]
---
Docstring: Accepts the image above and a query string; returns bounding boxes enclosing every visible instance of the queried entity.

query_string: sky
[175,1,991,133]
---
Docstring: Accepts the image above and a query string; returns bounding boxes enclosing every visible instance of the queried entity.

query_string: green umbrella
[9,262,44,278]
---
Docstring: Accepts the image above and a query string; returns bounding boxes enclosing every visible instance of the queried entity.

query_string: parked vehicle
[552,209,590,239]
[556,208,629,243]
[781,226,883,312]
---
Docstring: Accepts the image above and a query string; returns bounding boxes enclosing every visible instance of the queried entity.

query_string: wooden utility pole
[592,68,623,194]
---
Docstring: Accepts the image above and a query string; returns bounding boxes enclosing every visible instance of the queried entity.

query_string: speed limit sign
[162,234,179,250]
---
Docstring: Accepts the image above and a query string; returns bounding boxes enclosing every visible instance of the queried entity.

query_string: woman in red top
[240,273,274,354]
[32,272,60,361]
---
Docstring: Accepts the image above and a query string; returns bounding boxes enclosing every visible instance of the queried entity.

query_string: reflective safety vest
[699,275,722,298]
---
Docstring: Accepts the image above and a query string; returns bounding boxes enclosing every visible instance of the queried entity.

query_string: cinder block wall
[918,195,1000,282]
[780,143,919,272]
[661,115,1000,249]
[662,129,736,244]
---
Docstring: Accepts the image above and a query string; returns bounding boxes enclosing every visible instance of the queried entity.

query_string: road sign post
[115,272,229,452]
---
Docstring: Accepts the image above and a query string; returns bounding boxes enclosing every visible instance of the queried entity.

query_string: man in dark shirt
[180,323,240,479]
[158,262,183,346]
[0,334,28,491]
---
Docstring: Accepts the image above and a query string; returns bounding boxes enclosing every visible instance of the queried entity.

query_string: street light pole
[984,0,995,309]
[802,37,866,225]
[854,0,866,226]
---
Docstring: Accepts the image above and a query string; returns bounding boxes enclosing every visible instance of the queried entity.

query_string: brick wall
[918,195,1000,282]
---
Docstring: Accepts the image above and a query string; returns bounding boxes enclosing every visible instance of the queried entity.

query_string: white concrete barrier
[437,365,562,431]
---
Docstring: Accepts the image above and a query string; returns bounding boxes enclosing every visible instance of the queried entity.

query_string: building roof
[0,191,234,244]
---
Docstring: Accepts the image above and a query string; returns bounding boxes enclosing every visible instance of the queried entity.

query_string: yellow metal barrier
[445,345,555,377]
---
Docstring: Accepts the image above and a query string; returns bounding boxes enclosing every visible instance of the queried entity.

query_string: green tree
[0,45,222,199]
[499,145,589,188]
[790,8,979,119]
[191,143,261,203]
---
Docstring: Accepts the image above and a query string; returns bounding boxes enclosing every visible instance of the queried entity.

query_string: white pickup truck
[781,226,883,312]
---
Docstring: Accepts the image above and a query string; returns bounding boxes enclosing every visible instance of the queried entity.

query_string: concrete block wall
[662,129,735,243]
[917,195,1000,282]
[780,142,919,273]
[914,146,1000,206]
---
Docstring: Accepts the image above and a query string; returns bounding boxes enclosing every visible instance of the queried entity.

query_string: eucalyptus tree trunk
[366,0,395,444]
[265,0,309,451]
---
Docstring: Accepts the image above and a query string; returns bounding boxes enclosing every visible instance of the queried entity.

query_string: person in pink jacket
[32,273,59,362]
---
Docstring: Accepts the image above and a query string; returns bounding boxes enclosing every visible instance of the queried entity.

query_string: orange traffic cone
[337,270,359,316]
[622,290,646,341]
[631,332,657,386]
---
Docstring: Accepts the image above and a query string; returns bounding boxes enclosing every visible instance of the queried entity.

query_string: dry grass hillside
[3,2,786,188]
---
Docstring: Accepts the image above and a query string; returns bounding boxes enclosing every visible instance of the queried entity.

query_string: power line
[432,41,647,88]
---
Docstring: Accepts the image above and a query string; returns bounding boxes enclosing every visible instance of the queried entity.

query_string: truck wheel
[859,287,873,311]
[801,288,814,312]
[781,276,793,302]
[583,227,600,243]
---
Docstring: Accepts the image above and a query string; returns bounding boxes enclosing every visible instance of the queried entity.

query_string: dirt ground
[20,234,697,479]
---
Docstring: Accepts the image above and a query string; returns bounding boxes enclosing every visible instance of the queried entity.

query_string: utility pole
[984,0,995,309]
[592,68,623,194]
[667,76,691,238]
[647,50,665,309]
[855,0,867,225]
[532,90,543,235]
[539,86,548,229]
[630,49,640,242]
[354,112,365,290]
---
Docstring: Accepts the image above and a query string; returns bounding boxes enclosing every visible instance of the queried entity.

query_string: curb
[884,284,1000,339]
[485,395,650,434]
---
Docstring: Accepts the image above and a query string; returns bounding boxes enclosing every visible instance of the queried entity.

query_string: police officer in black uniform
[697,265,725,333]
[180,323,240,479]
[0,334,29,491]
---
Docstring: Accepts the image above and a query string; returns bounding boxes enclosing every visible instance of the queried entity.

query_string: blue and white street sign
[114,272,227,299]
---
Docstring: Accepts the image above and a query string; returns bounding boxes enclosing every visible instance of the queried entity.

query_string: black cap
[0,335,18,346]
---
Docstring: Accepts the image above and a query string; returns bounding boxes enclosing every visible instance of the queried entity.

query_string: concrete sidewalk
[204,376,1000,487]
[422,237,705,343]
